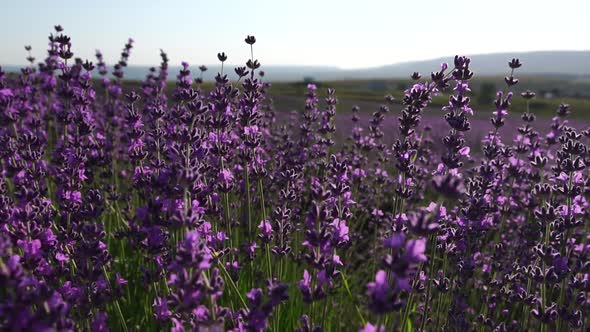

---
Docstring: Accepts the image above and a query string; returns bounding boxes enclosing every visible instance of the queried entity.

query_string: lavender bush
[0,26,589,331]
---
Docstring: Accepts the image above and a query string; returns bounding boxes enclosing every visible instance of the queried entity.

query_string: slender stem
[102,266,129,332]
[245,167,252,235]
[216,261,248,309]
[220,157,233,248]
[420,234,437,331]
[258,179,272,279]
[341,272,366,325]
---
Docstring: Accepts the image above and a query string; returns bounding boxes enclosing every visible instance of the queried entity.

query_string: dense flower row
[0,26,589,331]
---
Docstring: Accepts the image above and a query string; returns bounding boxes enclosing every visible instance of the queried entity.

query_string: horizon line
[2,49,589,71]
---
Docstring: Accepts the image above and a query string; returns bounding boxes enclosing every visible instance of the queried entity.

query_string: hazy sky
[1,0,588,69]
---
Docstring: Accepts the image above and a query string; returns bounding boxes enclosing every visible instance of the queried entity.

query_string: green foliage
[477,82,496,106]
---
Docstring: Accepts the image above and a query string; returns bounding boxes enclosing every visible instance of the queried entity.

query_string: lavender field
[1,26,590,332]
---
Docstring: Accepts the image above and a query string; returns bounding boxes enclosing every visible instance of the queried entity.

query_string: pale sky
[1,0,588,69]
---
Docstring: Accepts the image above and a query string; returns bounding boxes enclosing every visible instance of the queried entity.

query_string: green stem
[217,259,248,309]
[245,167,253,235]
[102,266,129,332]
[340,272,366,325]
[258,179,272,279]
[420,235,437,331]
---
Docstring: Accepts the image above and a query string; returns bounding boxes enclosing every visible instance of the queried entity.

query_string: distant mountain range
[3,50,590,82]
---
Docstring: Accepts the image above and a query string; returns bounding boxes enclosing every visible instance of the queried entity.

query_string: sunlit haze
[1,0,588,69]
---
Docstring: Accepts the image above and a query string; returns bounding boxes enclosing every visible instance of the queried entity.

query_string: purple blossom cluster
[1,26,589,332]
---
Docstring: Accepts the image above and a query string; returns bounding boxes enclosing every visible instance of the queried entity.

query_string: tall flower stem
[245,167,253,235]
[258,179,272,279]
